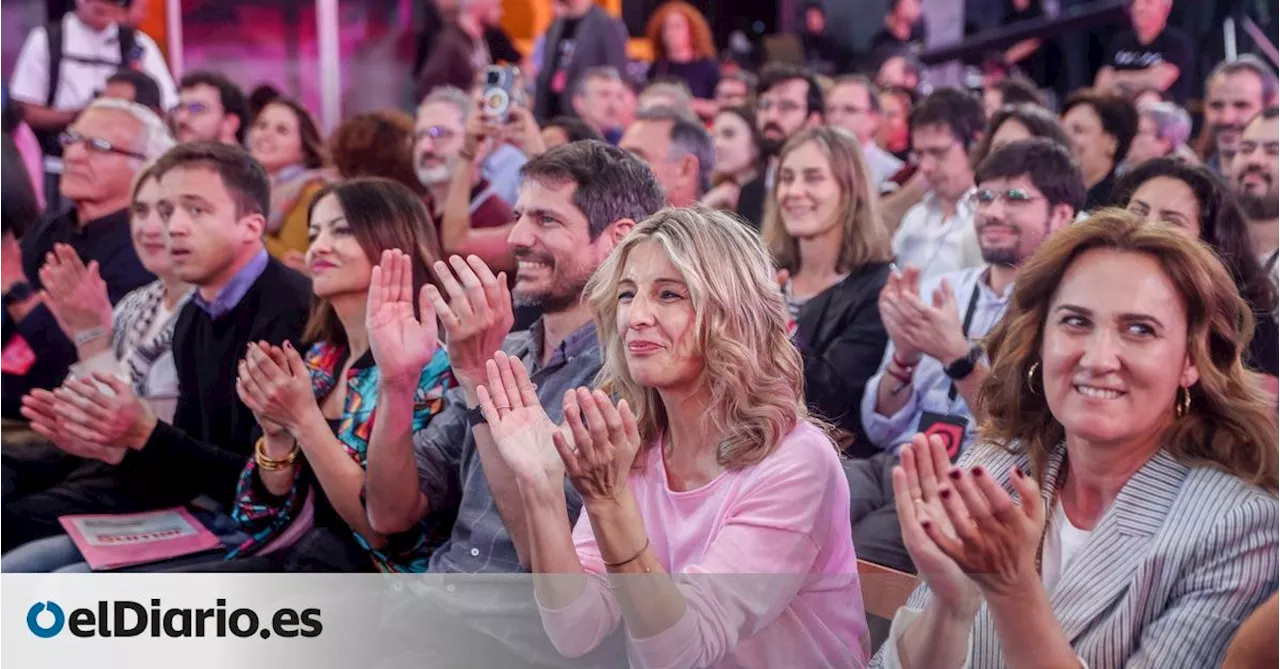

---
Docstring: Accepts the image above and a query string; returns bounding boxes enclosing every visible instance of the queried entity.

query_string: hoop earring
[1027,361,1041,396]
[1176,385,1192,418]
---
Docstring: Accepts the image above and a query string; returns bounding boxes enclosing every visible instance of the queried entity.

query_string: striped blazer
[872,441,1279,669]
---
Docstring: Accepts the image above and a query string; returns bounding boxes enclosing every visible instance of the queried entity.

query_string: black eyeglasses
[58,131,148,160]
[967,188,1043,208]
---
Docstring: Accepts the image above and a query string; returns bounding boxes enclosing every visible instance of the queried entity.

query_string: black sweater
[120,257,311,509]
[795,262,892,458]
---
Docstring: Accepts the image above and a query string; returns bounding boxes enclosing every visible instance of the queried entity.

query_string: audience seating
[858,558,919,652]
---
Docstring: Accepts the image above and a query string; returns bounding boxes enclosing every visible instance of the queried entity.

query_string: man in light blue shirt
[848,138,1084,572]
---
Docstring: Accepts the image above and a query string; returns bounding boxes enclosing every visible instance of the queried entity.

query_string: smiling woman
[1113,158,1279,378]
[873,210,1279,669]
[479,207,870,667]
[761,126,892,453]
[246,98,334,266]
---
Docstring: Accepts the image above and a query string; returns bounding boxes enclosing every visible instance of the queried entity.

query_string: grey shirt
[416,319,601,574]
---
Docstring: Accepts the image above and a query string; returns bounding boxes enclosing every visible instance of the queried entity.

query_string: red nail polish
[1014,466,1025,478]
[972,466,985,477]
[948,469,962,480]
[939,488,952,499]
[920,520,931,529]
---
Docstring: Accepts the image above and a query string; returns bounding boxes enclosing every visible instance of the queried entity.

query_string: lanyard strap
[947,285,982,403]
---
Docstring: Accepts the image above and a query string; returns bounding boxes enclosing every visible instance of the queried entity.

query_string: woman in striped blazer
[874,210,1279,669]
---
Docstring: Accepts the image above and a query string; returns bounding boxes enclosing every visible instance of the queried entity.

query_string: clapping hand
[881,270,971,365]
[41,373,154,450]
[879,266,924,364]
[19,387,127,464]
[924,452,1046,599]
[554,388,641,506]
[38,244,112,342]
[892,433,981,615]
[366,249,439,389]
[423,255,513,402]
[476,351,567,492]
[899,277,971,364]
[236,341,319,436]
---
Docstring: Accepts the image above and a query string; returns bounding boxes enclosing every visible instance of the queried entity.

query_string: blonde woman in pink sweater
[477,207,870,668]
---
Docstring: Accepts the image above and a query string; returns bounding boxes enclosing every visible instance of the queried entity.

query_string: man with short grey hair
[570,66,625,144]
[1127,100,1194,167]
[1204,55,1279,175]
[2,98,174,418]
[618,105,714,207]
[414,85,516,261]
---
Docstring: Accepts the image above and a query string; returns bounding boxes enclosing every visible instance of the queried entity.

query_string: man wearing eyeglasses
[847,138,1083,573]
[171,71,248,146]
[414,86,515,268]
[737,64,825,229]
[2,98,173,421]
[890,87,984,284]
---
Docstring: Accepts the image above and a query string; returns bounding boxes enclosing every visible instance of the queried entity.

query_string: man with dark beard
[848,138,1082,573]
[736,64,824,229]
[1228,109,1280,404]
[360,140,664,665]
[1231,108,1279,272]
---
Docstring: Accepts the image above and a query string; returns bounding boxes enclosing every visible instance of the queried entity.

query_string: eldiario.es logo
[27,599,322,639]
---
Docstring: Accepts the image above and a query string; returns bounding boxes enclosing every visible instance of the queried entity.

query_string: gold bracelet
[254,436,299,471]
[603,537,650,569]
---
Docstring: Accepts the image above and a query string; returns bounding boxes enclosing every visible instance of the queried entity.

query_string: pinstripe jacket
[873,441,1280,669]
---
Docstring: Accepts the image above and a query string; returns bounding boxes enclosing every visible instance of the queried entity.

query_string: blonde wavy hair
[761,126,892,273]
[586,207,810,469]
[978,209,1278,493]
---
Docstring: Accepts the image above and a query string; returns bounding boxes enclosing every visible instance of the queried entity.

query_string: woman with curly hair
[1114,157,1278,380]
[328,109,423,197]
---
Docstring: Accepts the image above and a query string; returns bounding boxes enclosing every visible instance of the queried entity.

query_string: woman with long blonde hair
[875,210,1278,669]
[762,126,893,454]
[479,207,870,667]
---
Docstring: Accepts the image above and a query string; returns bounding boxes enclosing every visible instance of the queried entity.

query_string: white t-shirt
[892,188,982,283]
[1040,499,1094,594]
[10,13,178,113]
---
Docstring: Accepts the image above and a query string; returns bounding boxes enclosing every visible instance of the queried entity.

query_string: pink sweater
[539,420,870,669]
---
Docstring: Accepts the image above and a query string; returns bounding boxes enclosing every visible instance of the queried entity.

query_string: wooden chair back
[858,559,920,620]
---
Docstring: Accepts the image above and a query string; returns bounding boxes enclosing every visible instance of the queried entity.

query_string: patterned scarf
[110,281,193,396]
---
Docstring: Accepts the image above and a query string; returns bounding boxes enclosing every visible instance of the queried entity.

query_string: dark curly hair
[1112,157,1278,316]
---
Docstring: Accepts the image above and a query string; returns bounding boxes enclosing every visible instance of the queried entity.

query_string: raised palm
[39,245,112,338]
[477,352,567,488]
[367,250,439,386]
[893,434,980,613]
